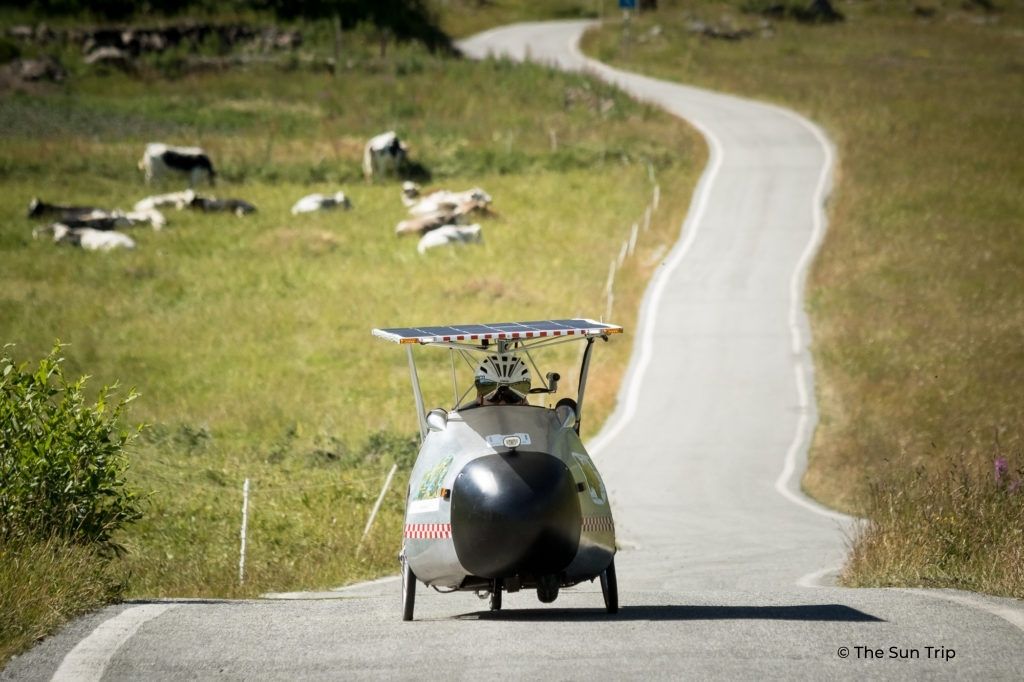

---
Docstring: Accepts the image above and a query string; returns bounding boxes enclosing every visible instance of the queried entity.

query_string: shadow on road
[457,604,884,623]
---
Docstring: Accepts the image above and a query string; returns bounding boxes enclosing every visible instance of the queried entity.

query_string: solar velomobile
[372,318,622,621]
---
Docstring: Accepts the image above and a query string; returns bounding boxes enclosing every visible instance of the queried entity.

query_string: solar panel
[372,318,623,345]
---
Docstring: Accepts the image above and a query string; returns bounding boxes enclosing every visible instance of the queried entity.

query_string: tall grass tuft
[844,454,1024,598]
[0,536,129,667]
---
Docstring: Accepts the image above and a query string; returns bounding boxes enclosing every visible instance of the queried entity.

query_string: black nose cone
[451,452,581,579]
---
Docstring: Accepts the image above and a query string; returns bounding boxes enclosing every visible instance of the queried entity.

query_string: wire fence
[604,164,661,322]
[134,458,402,586]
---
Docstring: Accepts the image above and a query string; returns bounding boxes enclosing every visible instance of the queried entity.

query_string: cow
[35,223,136,251]
[133,189,196,212]
[395,211,451,238]
[406,187,492,217]
[26,197,100,220]
[290,192,351,215]
[139,143,215,187]
[189,194,257,217]
[362,131,408,180]
[416,224,482,256]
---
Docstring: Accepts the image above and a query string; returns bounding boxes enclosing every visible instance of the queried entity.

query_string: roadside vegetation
[0,1,703,658]
[1,345,140,664]
[583,0,1024,597]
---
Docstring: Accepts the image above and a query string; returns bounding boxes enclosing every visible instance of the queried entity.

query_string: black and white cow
[362,131,408,180]
[26,197,100,220]
[139,143,216,187]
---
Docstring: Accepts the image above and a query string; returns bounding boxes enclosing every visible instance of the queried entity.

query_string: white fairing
[404,405,615,589]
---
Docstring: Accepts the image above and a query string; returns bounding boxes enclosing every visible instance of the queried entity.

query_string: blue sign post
[619,0,637,8]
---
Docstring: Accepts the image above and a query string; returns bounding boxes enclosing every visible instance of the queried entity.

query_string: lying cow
[362,131,407,180]
[34,223,136,252]
[133,189,196,212]
[396,211,451,238]
[416,224,482,256]
[27,197,100,220]
[139,143,215,187]
[405,187,492,217]
[189,195,256,217]
[29,201,164,231]
[291,192,351,215]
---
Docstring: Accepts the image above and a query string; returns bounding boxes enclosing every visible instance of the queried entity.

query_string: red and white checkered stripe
[432,329,585,343]
[581,516,615,533]
[404,523,452,540]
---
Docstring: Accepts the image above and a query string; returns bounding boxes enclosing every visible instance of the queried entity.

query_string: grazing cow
[36,223,136,251]
[290,192,351,215]
[416,224,482,256]
[362,131,407,180]
[189,195,257,217]
[139,143,215,187]
[133,189,196,212]
[26,197,100,220]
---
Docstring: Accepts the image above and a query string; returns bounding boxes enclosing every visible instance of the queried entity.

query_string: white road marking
[587,116,723,459]
[796,565,841,588]
[901,589,1024,635]
[52,604,173,682]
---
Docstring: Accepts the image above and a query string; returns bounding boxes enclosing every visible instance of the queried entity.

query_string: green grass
[582,0,1024,597]
[0,20,702,614]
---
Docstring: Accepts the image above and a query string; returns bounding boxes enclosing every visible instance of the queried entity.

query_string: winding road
[6,21,1024,681]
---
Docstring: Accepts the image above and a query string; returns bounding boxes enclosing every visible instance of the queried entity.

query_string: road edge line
[51,604,174,682]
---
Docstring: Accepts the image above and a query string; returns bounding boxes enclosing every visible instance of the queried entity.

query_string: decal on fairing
[415,453,453,500]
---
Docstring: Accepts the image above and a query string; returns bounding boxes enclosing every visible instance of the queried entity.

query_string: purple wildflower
[994,457,1009,484]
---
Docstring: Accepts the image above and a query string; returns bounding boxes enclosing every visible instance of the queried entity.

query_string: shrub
[0,343,143,553]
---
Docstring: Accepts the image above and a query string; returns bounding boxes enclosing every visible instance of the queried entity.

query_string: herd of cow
[29,131,492,255]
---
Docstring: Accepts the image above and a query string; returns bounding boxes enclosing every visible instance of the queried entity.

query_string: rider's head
[475,354,531,405]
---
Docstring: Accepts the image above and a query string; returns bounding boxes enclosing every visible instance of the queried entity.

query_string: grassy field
[0,14,703,616]
[583,0,1024,596]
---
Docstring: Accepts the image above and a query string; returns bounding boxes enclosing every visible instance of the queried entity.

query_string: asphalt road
[6,21,1024,681]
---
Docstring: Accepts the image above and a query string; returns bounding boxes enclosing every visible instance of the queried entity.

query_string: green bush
[0,343,143,553]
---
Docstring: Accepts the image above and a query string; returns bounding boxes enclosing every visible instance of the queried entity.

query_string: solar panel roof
[372,318,622,345]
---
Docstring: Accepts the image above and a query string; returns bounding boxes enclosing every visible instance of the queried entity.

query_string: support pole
[238,478,250,586]
[576,338,597,433]
[407,345,427,442]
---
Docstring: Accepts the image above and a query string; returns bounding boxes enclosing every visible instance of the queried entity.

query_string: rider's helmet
[475,354,531,404]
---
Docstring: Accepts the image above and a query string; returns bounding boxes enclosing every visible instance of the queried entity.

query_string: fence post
[239,478,250,586]
[358,463,398,555]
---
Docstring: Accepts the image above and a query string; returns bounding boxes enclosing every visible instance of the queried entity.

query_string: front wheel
[402,555,416,621]
[489,578,503,611]
[600,559,618,614]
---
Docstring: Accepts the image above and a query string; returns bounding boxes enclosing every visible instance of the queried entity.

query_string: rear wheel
[600,559,618,614]
[402,555,416,621]
[489,578,503,611]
